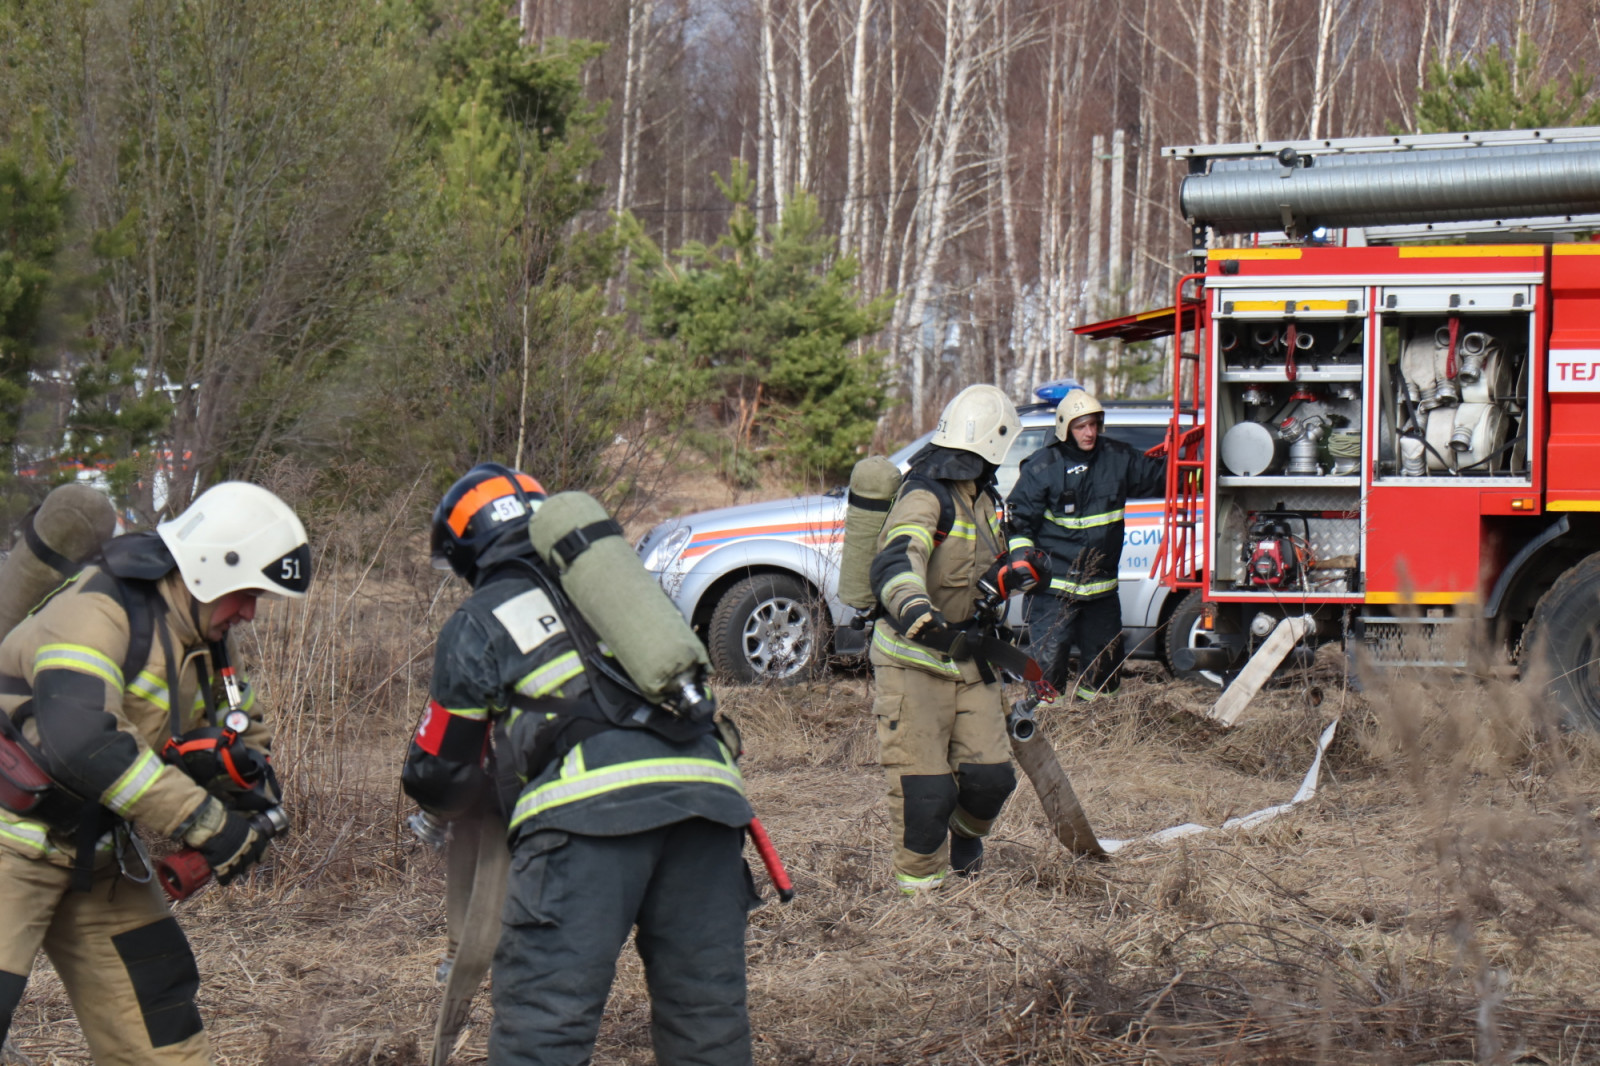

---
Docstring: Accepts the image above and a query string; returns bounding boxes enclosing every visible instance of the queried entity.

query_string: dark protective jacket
[401,554,751,841]
[0,538,265,866]
[1004,437,1166,600]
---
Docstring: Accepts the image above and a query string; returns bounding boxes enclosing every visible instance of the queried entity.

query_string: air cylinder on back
[838,456,903,612]
[0,484,118,639]
[527,491,710,706]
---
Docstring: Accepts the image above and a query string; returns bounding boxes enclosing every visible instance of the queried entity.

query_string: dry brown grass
[9,549,1600,1063]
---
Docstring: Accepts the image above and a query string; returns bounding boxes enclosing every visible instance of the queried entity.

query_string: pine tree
[1418,39,1600,133]
[629,161,894,482]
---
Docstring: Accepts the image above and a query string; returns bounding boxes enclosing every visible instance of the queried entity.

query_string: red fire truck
[1101,127,1600,727]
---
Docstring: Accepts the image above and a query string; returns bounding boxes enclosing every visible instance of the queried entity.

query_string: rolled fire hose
[431,803,510,1066]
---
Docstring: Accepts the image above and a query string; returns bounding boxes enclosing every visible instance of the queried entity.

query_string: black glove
[898,596,948,643]
[996,547,1051,597]
[193,804,271,885]
[899,597,968,656]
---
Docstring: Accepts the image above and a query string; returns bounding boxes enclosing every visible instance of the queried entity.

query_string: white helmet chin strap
[157,482,311,603]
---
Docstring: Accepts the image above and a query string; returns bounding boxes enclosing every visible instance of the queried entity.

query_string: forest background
[4,0,1600,525]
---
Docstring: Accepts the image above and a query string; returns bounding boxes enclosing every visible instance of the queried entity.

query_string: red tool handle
[157,849,213,901]
[747,817,794,903]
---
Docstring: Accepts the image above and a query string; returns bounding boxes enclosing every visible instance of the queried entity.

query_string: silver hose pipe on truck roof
[1181,140,1600,235]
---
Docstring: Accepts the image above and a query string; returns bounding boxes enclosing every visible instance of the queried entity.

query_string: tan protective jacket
[868,478,1005,682]
[0,566,265,866]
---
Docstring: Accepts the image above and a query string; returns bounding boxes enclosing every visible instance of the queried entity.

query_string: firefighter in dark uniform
[868,385,1032,892]
[402,464,756,1066]
[0,482,311,1064]
[1006,389,1166,700]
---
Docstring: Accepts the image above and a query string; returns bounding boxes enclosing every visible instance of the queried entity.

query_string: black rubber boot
[950,833,983,876]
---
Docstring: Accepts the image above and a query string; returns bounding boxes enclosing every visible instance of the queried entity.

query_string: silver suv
[636,396,1193,682]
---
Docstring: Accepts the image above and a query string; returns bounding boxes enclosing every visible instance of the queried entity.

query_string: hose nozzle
[408,810,449,850]
[1007,698,1038,742]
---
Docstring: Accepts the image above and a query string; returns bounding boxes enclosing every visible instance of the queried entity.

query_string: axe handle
[748,817,794,903]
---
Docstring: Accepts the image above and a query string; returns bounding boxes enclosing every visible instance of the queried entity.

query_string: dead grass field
[7,543,1600,1064]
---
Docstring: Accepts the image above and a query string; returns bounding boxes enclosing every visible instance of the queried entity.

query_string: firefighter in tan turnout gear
[0,482,310,1064]
[869,385,1026,892]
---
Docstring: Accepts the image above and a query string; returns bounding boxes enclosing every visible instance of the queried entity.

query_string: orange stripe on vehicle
[447,475,544,536]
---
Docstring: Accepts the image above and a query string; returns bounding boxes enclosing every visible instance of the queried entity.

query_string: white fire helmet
[1053,388,1105,442]
[157,482,312,603]
[930,384,1022,465]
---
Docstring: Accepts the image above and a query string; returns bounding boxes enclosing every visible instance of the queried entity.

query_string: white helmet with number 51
[157,482,312,602]
[930,384,1022,465]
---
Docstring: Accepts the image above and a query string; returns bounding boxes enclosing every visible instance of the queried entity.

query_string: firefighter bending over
[0,483,310,1064]
[402,464,757,1066]
[1006,389,1165,700]
[868,385,1030,892]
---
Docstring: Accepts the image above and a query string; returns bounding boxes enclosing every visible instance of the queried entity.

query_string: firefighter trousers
[1025,592,1124,699]
[489,818,757,1066]
[0,848,211,1065]
[871,663,1016,887]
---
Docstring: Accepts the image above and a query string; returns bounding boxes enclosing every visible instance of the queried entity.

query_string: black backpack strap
[117,580,156,694]
[901,474,956,545]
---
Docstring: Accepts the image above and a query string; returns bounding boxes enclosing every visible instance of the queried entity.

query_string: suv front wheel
[707,574,827,683]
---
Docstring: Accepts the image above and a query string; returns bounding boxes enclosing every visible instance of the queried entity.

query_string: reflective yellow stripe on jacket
[870,625,962,678]
[515,651,584,701]
[33,644,123,688]
[0,810,116,861]
[1049,576,1119,596]
[104,750,163,816]
[509,743,746,830]
[1044,508,1124,531]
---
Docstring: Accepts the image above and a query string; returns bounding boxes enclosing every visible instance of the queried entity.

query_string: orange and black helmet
[431,463,547,584]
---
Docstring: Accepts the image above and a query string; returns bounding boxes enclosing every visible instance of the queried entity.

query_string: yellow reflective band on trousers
[1049,576,1118,596]
[871,625,962,678]
[515,651,584,700]
[103,750,162,816]
[884,523,933,551]
[509,750,746,830]
[1044,507,1124,530]
[896,869,947,894]
[33,644,123,689]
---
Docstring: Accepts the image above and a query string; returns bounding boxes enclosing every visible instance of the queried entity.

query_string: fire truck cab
[1143,126,1600,727]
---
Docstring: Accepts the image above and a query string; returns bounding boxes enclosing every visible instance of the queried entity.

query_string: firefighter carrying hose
[868,385,1043,892]
[0,482,310,1064]
[402,464,757,1066]
[1005,389,1165,701]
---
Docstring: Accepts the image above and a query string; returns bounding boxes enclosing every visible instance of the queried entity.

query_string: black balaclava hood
[909,444,998,488]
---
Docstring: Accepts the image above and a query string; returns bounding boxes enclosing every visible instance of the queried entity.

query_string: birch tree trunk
[614,0,654,217]
[837,0,873,262]
[894,0,989,427]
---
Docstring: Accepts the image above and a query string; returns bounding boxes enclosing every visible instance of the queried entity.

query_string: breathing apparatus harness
[486,551,717,785]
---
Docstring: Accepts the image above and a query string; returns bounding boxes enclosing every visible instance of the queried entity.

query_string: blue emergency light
[1033,379,1083,405]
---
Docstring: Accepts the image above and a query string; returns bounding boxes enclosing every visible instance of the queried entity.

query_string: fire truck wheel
[707,573,828,685]
[1164,590,1235,687]
[1526,553,1600,730]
